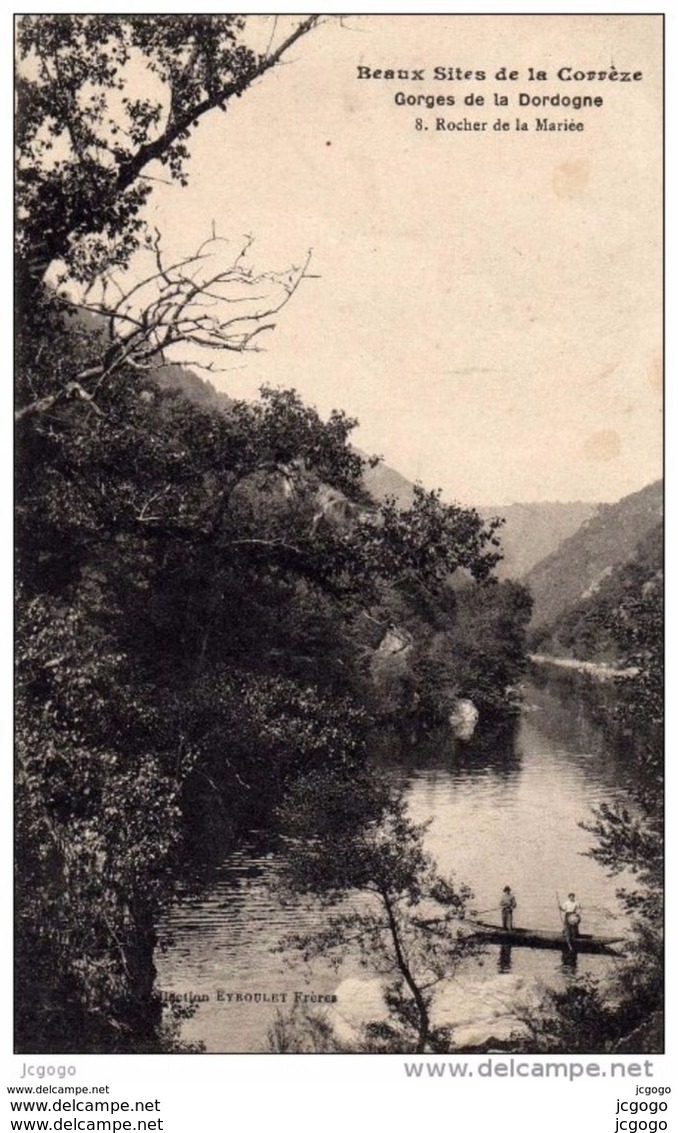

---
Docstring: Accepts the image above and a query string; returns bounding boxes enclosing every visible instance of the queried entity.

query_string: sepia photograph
[14,12,663,1064]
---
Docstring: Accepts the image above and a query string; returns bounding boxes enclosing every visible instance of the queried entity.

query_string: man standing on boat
[560,892,582,942]
[500,886,517,930]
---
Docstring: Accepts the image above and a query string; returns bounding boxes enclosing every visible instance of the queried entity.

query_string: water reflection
[529,667,642,758]
[372,713,522,784]
[561,949,579,973]
[156,676,635,1052]
[452,714,523,783]
[498,942,512,973]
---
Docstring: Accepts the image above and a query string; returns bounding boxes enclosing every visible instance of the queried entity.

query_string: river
[155,673,639,1052]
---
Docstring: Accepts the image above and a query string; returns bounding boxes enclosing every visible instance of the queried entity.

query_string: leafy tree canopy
[16,14,321,289]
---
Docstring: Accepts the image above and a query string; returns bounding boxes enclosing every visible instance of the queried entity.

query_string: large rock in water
[330,979,391,1045]
[330,972,544,1050]
[433,973,545,1048]
[449,698,479,740]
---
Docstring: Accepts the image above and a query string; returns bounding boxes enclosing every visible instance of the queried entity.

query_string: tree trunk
[381,889,431,1053]
[124,899,162,1047]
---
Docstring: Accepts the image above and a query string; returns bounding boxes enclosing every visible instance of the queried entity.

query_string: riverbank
[528,654,639,681]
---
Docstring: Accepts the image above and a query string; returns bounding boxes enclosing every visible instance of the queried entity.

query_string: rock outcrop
[330,972,546,1051]
[449,698,479,740]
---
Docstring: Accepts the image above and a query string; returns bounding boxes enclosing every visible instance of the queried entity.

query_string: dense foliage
[521,527,664,1055]
[368,576,532,725]
[16,14,321,296]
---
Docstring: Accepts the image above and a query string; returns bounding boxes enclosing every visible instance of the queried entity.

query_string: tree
[15,15,327,426]
[177,669,370,851]
[576,571,664,1053]
[582,538,663,950]
[16,14,323,296]
[278,770,479,1053]
[15,233,315,423]
[15,590,188,1051]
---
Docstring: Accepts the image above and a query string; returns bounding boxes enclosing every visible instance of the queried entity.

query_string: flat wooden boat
[467,920,625,955]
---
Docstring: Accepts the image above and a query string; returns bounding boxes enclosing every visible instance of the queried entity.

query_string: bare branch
[17,234,315,422]
[15,380,106,423]
[228,538,307,556]
[136,486,172,522]
[264,16,280,58]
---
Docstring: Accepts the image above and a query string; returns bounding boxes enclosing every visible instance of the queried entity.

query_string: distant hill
[65,306,234,412]
[153,362,233,411]
[478,501,599,579]
[361,457,599,580]
[359,452,416,508]
[522,480,663,628]
[530,521,662,661]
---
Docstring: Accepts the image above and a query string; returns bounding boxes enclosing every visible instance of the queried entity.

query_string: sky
[138,15,662,506]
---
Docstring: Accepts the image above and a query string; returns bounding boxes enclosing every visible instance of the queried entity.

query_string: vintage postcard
[14,10,664,1098]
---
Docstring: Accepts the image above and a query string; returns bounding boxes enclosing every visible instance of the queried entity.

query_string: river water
[155,674,639,1052]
